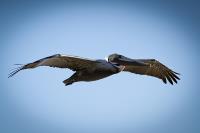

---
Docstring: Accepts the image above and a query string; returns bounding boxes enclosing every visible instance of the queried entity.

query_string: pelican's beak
[116,56,147,66]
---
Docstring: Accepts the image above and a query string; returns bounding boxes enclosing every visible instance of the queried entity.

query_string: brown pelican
[9,53,180,85]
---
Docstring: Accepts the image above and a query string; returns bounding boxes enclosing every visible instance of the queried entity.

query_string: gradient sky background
[1,1,200,133]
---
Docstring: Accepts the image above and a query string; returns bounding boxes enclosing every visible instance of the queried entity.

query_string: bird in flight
[9,53,180,86]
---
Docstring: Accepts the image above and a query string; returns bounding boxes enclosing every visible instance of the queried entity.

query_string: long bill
[115,56,147,66]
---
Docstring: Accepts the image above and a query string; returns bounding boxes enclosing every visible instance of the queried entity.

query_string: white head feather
[105,56,108,62]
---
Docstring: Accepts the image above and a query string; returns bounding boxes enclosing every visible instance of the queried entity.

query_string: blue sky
[1,1,200,133]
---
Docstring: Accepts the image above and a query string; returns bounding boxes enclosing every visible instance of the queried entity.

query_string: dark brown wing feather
[123,59,180,85]
[8,54,98,78]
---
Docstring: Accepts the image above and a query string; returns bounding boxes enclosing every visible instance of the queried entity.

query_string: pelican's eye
[117,55,122,58]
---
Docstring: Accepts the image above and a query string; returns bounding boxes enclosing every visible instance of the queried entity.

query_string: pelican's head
[108,53,122,63]
[108,53,147,66]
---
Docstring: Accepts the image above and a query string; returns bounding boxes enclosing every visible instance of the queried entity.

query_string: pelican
[8,53,180,85]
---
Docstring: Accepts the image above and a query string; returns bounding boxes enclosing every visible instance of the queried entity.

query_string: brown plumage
[123,59,180,84]
[108,54,180,85]
[9,53,180,86]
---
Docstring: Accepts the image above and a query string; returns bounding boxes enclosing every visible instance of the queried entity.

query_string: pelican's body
[9,53,180,86]
[63,60,122,85]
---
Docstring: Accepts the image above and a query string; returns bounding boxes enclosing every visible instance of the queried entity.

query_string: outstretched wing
[123,59,180,85]
[8,54,99,78]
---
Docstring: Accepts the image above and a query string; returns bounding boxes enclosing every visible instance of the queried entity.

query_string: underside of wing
[123,59,180,85]
[8,54,99,78]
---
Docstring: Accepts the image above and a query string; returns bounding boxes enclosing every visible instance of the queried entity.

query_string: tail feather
[63,79,74,86]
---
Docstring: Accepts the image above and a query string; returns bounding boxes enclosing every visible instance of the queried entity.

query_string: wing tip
[163,74,180,85]
[8,65,24,78]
